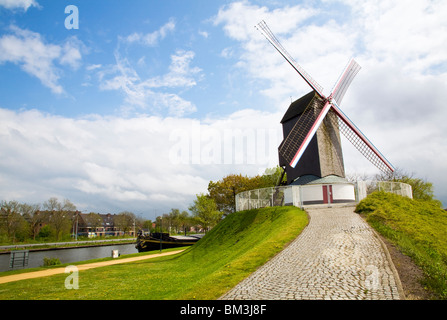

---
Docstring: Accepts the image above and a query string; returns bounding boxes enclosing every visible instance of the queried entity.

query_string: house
[76,213,135,237]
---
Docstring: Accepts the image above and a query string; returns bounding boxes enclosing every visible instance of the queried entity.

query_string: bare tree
[0,200,26,243]
[20,203,42,240]
[178,210,191,235]
[43,197,77,240]
[83,212,103,234]
[114,211,135,235]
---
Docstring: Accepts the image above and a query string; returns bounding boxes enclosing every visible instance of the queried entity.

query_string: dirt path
[0,249,185,285]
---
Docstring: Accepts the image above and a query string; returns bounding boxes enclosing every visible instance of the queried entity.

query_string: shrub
[37,225,53,240]
[43,257,61,267]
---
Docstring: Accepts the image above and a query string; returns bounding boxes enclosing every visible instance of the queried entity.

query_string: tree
[38,225,53,239]
[83,212,103,235]
[208,174,255,215]
[166,208,190,234]
[142,219,153,232]
[400,177,437,202]
[166,209,180,233]
[154,209,193,234]
[375,168,439,203]
[115,211,136,235]
[20,203,42,240]
[178,210,191,235]
[134,215,146,232]
[43,197,76,240]
[0,200,27,243]
[188,194,222,233]
[170,209,181,233]
[154,215,165,232]
[208,167,283,215]
[260,166,287,186]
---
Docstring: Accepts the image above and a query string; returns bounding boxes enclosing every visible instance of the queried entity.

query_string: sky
[0,0,446,219]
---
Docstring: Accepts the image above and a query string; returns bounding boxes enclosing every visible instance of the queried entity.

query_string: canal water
[0,243,138,272]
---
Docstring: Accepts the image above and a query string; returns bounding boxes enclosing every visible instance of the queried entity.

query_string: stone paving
[220,205,404,300]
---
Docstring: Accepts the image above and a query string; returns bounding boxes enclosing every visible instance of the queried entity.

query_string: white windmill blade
[329,100,395,174]
[255,20,325,98]
[330,58,361,105]
[279,100,332,168]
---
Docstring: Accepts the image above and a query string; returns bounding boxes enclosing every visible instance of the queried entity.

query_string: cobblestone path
[220,205,404,300]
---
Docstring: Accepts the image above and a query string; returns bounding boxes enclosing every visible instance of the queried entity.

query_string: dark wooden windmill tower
[256,21,395,186]
[279,91,346,184]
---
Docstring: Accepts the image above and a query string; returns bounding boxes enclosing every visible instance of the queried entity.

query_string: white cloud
[99,49,201,116]
[0,0,38,11]
[214,1,316,41]
[220,47,234,59]
[146,50,202,88]
[198,30,209,38]
[0,107,281,216]
[86,64,102,71]
[0,26,84,94]
[344,0,447,77]
[59,37,85,70]
[0,27,63,94]
[125,18,175,46]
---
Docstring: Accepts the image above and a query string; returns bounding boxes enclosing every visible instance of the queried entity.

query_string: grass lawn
[356,191,447,299]
[0,206,308,300]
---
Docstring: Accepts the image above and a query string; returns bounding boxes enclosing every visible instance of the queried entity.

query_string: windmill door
[322,185,333,204]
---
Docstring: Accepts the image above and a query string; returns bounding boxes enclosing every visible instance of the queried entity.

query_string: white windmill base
[235,179,412,211]
[290,175,356,206]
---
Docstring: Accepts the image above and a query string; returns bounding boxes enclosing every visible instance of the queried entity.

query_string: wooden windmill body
[279,91,345,184]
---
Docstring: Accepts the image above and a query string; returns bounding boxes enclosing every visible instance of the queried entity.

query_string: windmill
[256,21,394,188]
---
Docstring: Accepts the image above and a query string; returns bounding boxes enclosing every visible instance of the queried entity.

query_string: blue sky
[0,0,235,117]
[1,0,446,218]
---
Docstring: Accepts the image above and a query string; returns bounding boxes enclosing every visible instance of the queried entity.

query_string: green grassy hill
[356,192,447,299]
[0,206,308,300]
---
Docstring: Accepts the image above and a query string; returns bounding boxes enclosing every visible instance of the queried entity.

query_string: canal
[0,243,138,272]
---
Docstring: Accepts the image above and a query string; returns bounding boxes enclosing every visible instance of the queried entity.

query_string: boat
[135,232,204,252]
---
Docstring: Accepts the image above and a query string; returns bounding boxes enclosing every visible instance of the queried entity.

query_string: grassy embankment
[0,206,308,300]
[356,192,447,299]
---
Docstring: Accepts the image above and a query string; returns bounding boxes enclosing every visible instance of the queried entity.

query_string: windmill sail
[331,59,361,105]
[255,20,325,98]
[329,102,395,174]
[257,20,394,177]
